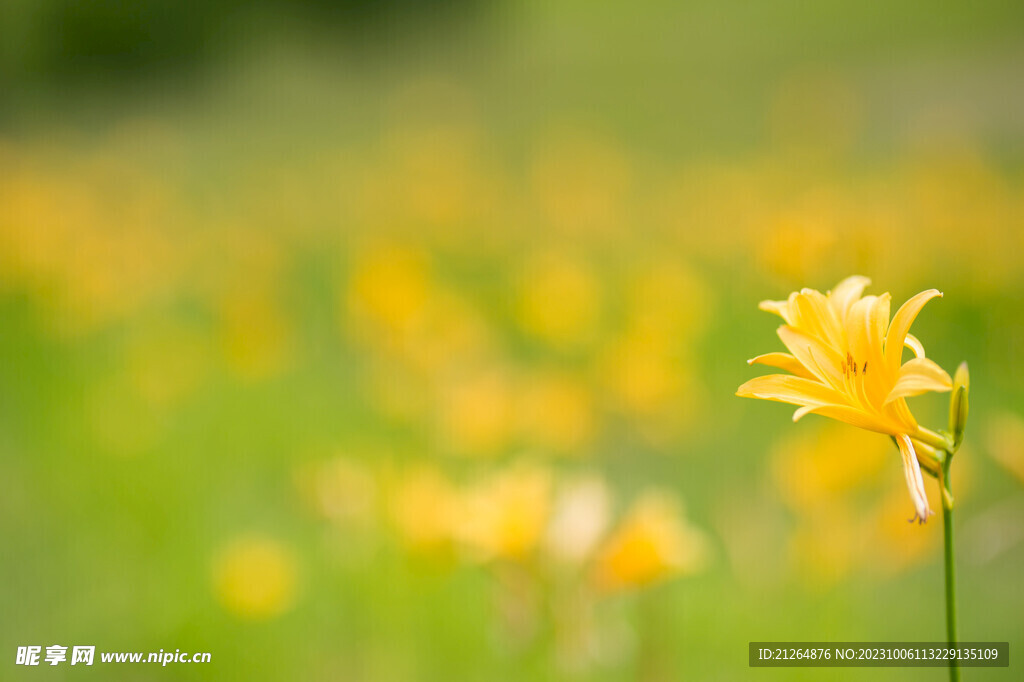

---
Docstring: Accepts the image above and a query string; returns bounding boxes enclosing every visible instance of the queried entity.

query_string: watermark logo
[15,646,40,666]
[15,645,207,667]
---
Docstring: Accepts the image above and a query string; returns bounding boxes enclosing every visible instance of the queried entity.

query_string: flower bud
[949,362,969,452]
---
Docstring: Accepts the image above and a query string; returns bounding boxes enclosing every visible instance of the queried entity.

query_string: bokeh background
[2,1,1023,680]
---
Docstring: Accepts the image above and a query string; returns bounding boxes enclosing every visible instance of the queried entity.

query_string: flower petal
[887,396,921,434]
[884,358,953,405]
[747,352,814,380]
[736,374,849,410]
[792,289,843,348]
[758,299,792,324]
[904,333,926,359]
[844,293,891,405]
[828,275,871,320]
[885,289,942,374]
[791,404,894,433]
[776,325,846,389]
[896,433,933,522]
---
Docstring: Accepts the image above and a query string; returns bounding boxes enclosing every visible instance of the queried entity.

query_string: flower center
[843,352,867,378]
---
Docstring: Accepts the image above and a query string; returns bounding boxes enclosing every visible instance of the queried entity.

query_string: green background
[1,1,1023,679]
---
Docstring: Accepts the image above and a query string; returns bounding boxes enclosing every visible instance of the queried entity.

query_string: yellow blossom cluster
[297,456,708,593]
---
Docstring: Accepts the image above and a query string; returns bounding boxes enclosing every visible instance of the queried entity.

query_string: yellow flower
[737,276,953,522]
[389,466,460,552]
[212,535,299,620]
[592,491,708,590]
[455,462,553,560]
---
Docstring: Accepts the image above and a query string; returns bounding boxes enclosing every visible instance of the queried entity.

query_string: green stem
[941,458,960,682]
[917,426,953,452]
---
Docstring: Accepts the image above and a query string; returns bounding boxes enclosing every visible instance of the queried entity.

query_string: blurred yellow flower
[625,259,710,339]
[0,160,181,334]
[386,125,488,228]
[758,212,840,285]
[455,462,553,560]
[389,466,460,552]
[436,367,515,457]
[398,289,494,376]
[516,372,596,455]
[771,424,944,582]
[212,535,299,620]
[218,285,293,380]
[347,245,431,337]
[788,507,861,586]
[515,251,602,351]
[770,424,888,512]
[593,491,708,591]
[737,276,952,521]
[985,412,1024,485]
[600,330,682,415]
[869,483,941,575]
[598,325,701,446]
